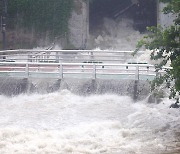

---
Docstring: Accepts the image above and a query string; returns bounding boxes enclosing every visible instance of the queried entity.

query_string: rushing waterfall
[0,90,179,154]
[0,19,179,154]
[89,18,146,50]
[0,1,179,153]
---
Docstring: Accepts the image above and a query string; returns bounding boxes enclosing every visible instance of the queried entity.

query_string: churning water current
[0,90,179,154]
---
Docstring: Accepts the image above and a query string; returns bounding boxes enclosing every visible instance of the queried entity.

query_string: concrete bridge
[0,49,171,100]
[0,49,169,81]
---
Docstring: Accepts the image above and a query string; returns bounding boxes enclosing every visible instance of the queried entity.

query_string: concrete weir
[0,77,150,100]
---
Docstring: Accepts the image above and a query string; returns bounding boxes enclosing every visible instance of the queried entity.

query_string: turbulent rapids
[0,1,179,153]
[0,20,179,154]
[0,90,180,154]
[89,18,145,50]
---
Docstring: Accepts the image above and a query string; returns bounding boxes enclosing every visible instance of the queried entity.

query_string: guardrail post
[93,63,96,79]
[59,64,63,79]
[90,51,94,61]
[134,65,139,101]
[25,63,29,78]
[135,65,139,80]
[28,55,32,62]
[56,52,59,63]
[124,52,127,63]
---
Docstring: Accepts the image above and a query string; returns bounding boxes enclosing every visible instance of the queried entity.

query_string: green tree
[135,0,180,98]
[6,0,73,39]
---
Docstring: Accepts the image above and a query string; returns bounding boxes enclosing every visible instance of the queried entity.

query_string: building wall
[68,0,175,49]
[157,2,176,28]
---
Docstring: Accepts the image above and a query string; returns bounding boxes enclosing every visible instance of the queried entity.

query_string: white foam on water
[88,17,156,65]
[0,90,179,154]
[89,17,172,66]
[89,18,145,51]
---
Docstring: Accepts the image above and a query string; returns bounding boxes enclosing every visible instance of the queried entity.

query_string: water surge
[0,91,179,154]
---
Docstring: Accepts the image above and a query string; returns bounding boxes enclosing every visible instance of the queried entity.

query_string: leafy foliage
[135,0,180,98]
[6,0,73,38]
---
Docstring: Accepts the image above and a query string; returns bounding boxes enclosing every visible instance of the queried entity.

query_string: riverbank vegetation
[0,0,73,48]
[135,0,180,98]
[7,0,72,38]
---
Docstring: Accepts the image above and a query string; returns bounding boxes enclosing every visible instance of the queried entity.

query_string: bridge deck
[0,50,170,80]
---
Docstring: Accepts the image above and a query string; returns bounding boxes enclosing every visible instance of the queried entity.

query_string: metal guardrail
[0,49,171,80]
[0,61,170,80]
[0,49,143,64]
[0,49,138,54]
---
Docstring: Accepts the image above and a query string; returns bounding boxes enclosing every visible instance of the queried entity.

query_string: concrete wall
[68,0,89,49]
[157,2,176,28]
[0,77,150,101]
[67,0,175,49]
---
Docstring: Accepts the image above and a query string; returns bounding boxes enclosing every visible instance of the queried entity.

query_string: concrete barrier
[0,77,150,100]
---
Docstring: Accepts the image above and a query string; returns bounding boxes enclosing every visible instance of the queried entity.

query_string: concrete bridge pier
[68,0,89,49]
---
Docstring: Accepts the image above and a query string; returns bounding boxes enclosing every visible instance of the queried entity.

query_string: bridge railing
[0,49,143,64]
[0,61,170,80]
